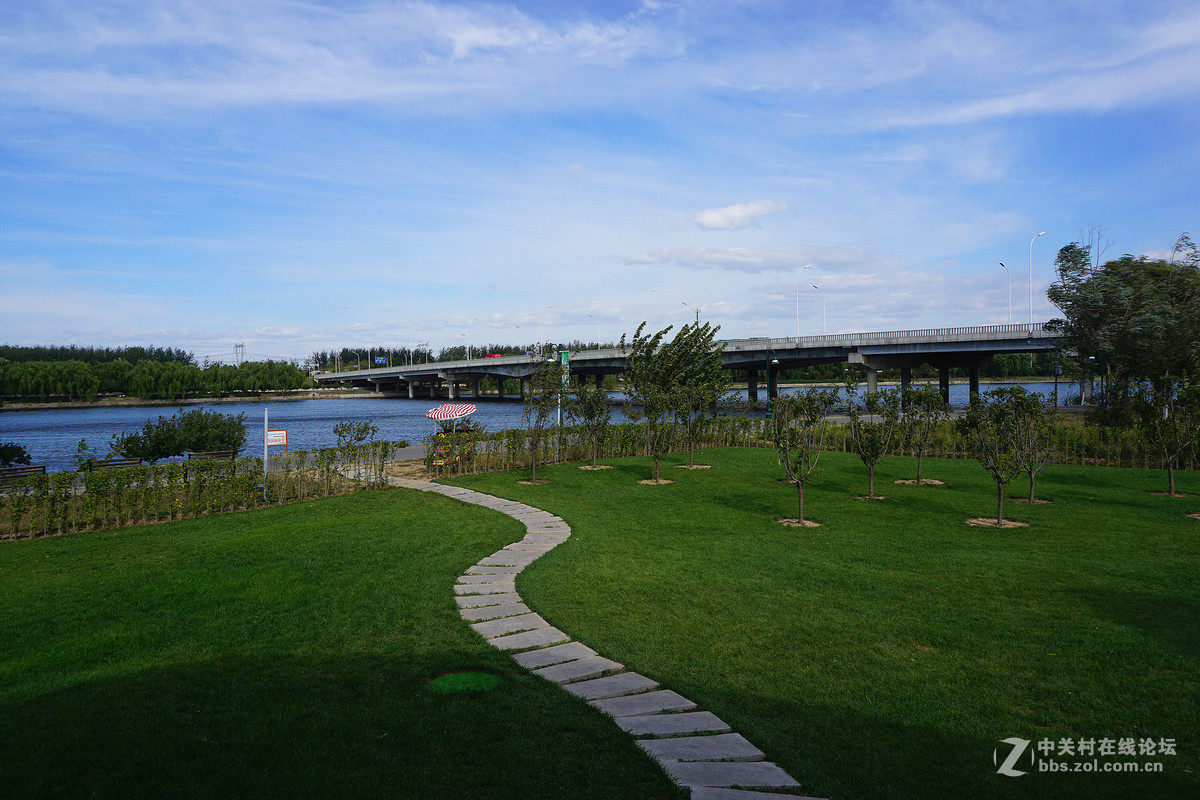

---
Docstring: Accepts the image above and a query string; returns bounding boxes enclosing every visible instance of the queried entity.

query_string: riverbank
[0,388,376,413]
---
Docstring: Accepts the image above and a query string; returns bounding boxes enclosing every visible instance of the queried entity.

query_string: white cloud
[692,201,785,231]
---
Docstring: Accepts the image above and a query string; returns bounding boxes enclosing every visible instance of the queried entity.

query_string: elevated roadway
[313,322,1056,402]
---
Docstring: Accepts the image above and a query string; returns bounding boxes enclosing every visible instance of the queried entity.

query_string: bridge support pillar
[495,378,504,399]
[900,368,912,408]
[471,377,481,398]
[520,376,530,400]
[938,367,950,404]
[746,370,758,402]
[407,381,415,399]
[448,380,456,400]
[767,366,778,400]
[968,367,980,400]
[866,368,878,394]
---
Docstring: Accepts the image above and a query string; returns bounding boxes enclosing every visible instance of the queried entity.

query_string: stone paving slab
[532,656,624,685]
[454,581,517,595]
[510,641,597,669]
[659,761,800,789]
[690,789,824,800]
[458,602,531,621]
[562,671,659,700]
[488,626,570,651]
[504,541,559,551]
[457,573,520,584]
[637,733,765,764]
[614,712,733,738]
[455,592,522,608]
[471,612,548,638]
[465,565,524,575]
[478,552,544,566]
[589,690,697,718]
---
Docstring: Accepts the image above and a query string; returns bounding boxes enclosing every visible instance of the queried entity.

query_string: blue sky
[2,0,1198,363]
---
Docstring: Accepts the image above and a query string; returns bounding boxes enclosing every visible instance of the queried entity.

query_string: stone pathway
[392,476,825,800]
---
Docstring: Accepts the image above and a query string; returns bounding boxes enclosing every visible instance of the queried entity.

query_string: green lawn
[0,490,684,800]
[446,448,1200,800]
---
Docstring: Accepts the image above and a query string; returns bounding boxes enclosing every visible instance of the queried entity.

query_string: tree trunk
[1167,458,1176,496]
[868,464,875,498]
[653,454,661,482]
[1027,471,1036,502]
[689,440,695,468]
[996,480,1005,526]
[592,442,598,468]
[916,451,924,482]
[797,481,805,524]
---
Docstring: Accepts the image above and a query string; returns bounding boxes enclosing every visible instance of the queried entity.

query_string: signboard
[374,356,386,364]
[265,429,288,448]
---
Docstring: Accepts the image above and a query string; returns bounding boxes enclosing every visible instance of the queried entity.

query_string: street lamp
[999,262,1011,324]
[539,306,553,354]
[588,314,600,348]
[681,301,700,325]
[795,264,812,337]
[515,325,525,353]
[466,317,478,360]
[812,285,826,335]
[410,329,421,365]
[1029,231,1045,331]
[643,288,658,324]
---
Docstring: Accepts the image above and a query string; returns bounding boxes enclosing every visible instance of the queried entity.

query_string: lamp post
[466,317,478,360]
[515,325,525,353]
[643,288,658,325]
[410,329,421,365]
[681,301,700,325]
[795,263,812,337]
[588,314,600,348]
[539,306,553,354]
[812,285,826,335]
[1029,231,1045,331]
[999,262,1011,324]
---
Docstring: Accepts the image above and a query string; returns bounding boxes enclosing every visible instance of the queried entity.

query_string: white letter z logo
[995,737,1032,777]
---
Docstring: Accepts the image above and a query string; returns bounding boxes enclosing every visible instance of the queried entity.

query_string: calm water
[1,382,1064,473]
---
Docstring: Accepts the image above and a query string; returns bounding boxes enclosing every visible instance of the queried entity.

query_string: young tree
[770,388,838,524]
[900,384,951,483]
[955,388,1029,526]
[671,375,731,468]
[620,321,725,482]
[1132,376,1199,496]
[845,382,900,498]
[521,350,564,483]
[0,442,32,467]
[113,408,247,462]
[1011,390,1054,502]
[568,380,611,468]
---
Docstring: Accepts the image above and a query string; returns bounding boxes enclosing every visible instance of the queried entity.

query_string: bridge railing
[720,323,1051,351]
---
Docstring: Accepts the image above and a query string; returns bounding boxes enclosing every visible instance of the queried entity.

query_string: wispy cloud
[692,201,785,231]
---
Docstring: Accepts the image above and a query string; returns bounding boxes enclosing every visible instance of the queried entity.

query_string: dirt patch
[517,479,550,485]
[578,465,613,471]
[855,495,887,501]
[386,460,429,479]
[638,478,674,485]
[966,517,1029,528]
[894,479,945,486]
[675,464,712,470]
[1011,498,1052,504]
[1187,513,1200,521]
[777,518,821,528]
[1150,491,1198,497]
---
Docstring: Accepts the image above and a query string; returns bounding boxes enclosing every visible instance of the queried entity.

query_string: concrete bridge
[313,322,1056,402]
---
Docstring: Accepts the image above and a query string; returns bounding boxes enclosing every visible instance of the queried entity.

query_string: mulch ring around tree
[578,465,613,471]
[1150,491,1198,497]
[855,495,887,501]
[1187,513,1200,521]
[966,518,1029,528]
[1011,498,1052,504]
[517,479,550,485]
[638,478,674,485]
[675,464,712,469]
[777,518,821,528]
[894,479,945,486]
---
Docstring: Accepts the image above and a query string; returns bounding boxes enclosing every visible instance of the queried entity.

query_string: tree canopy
[1046,233,1200,412]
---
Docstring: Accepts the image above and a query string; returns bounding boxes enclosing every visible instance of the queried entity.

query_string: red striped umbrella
[425,403,477,421]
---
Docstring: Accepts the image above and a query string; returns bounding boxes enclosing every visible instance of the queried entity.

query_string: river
[1,382,1068,473]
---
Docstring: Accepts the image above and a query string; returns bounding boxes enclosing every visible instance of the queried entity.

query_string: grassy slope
[0,490,684,800]
[448,448,1200,800]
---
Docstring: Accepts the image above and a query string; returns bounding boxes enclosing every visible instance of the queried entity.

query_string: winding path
[392,476,824,800]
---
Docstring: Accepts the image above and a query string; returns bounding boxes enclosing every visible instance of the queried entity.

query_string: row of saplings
[771,379,1198,528]
[511,322,1199,528]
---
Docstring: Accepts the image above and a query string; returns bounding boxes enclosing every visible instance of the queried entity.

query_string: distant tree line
[310,341,619,370]
[0,359,309,401]
[0,344,194,365]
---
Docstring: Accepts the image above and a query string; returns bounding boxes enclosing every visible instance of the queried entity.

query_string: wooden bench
[87,458,143,471]
[0,464,47,486]
[187,450,237,462]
